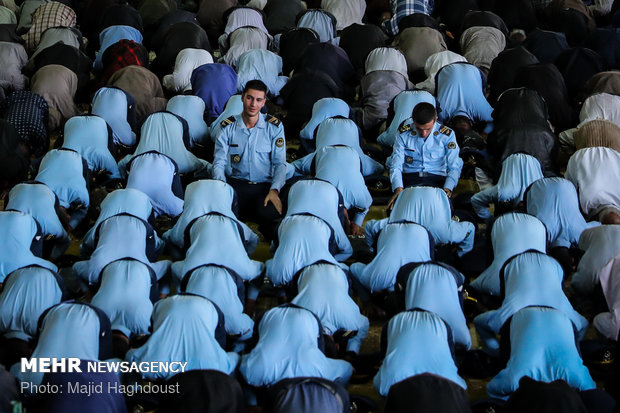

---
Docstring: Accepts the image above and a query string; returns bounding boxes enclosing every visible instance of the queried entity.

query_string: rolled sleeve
[471,186,498,220]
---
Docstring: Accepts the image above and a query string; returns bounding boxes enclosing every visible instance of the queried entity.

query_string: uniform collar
[235,113,266,130]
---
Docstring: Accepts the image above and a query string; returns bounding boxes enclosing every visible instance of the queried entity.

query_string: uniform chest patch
[231,154,241,163]
[447,142,457,149]
[275,137,284,148]
[405,156,414,164]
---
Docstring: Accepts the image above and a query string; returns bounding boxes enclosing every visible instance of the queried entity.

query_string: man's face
[242,88,266,118]
[413,118,436,138]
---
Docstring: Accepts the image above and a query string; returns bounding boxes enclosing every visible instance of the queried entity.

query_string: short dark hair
[243,79,268,95]
[412,102,437,124]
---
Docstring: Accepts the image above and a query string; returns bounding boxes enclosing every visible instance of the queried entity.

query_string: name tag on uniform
[231,154,241,163]
[230,144,239,147]
[405,156,413,164]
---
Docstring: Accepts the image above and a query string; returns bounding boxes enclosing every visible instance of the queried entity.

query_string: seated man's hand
[386,187,403,212]
[350,223,364,236]
[264,189,283,215]
[443,187,452,198]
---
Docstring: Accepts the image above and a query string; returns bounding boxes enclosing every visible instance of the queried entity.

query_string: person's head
[242,80,268,118]
[412,102,437,138]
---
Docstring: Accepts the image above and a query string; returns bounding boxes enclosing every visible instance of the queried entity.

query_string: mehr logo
[21,358,82,373]
[21,358,189,374]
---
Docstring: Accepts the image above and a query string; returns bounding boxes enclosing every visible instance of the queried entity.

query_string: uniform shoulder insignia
[398,121,411,133]
[439,125,453,135]
[267,115,281,126]
[220,116,235,128]
[447,142,457,149]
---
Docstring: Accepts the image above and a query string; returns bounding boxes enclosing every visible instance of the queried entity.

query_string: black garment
[228,178,282,240]
[548,0,595,46]
[588,28,620,71]
[153,21,211,76]
[514,63,574,132]
[264,0,305,35]
[339,23,389,72]
[0,119,30,188]
[505,376,615,413]
[403,172,446,189]
[462,10,509,35]
[99,2,144,35]
[0,91,49,157]
[279,27,320,75]
[295,42,356,101]
[524,28,569,64]
[158,370,245,413]
[0,24,24,43]
[264,377,350,413]
[398,12,440,31]
[77,0,121,43]
[487,46,539,104]
[434,0,479,34]
[0,365,19,412]
[488,126,557,177]
[32,43,92,95]
[148,9,197,51]
[197,0,238,48]
[491,87,550,131]
[488,0,537,33]
[554,47,605,102]
[279,70,342,139]
[384,373,472,413]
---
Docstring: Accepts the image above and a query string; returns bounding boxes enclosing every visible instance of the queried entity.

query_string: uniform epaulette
[398,121,411,133]
[267,115,281,126]
[439,125,453,135]
[220,116,235,128]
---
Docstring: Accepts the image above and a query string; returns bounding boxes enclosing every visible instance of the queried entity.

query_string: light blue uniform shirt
[13,303,101,388]
[82,188,159,256]
[377,90,436,148]
[94,25,143,71]
[389,121,463,191]
[91,259,154,337]
[292,263,369,353]
[7,182,68,247]
[471,153,544,221]
[119,111,211,176]
[0,211,57,283]
[208,95,243,142]
[163,179,258,255]
[236,49,288,97]
[91,87,136,146]
[350,222,432,293]
[213,113,287,192]
[388,186,475,256]
[126,295,239,380]
[296,117,384,177]
[172,214,264,283]
[374,310,466,397]
[299,98,350,140]
[62,115,120,179]
[166,95,209,147]
[405,263,471,349]
[184,265,254,340]
[526,177,600,248]
[126,152,184,218]
[286,179,352,261]
[475,252,588,354]
[0,266,62,340]
[435,62,494,131]
[266,215,342,287]
[73,215,170,285]
[35,149,89,229]
[471,212,547,296]
[487,307,595,399]
[240,306,353,387]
